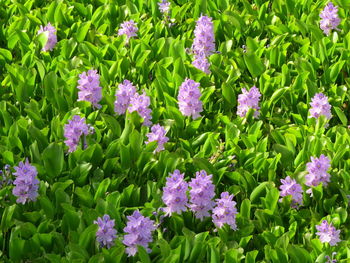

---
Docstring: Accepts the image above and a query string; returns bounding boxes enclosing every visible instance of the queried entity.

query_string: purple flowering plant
[4,1,350,261]
[123,210,156,256]
[316,220,341,246]
[12,159,39,204]
[188,170,216,220]
[320,2,340,35]
[191,15,215,73]
[37,23,57,51]
[162,169,188,216]
[94,214,117,249]
[64,115,93,152]
[177,78,203,119]
[77,69,102,109]
[146,124,169,152]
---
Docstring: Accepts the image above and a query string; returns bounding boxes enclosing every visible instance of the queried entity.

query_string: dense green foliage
[1,0,350,262]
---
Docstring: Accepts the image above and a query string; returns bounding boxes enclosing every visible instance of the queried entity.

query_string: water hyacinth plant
[2,0,350,262]
[37,23,57,51]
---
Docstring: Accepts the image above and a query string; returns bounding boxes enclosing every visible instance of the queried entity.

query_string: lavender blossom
[279,176,303,207]
[94,214,117,249]
[114,80,137,115]
[37,23,57,51]
[212,192,238,230]
[316,220,341,246]
[305,154,331,193]
[77,69,102,109]
[191,15,215,73]
[123,210,156,256]
[309,93,332,120]
[237,86,262,118]
[162,170,188,216]
[118,20,138,42]
[177,78,203,119]
[192,55,211,74]
[188,170,215,220]
[320,2,340,36]
[12,159,39,204]
[192,15,215,58]
[146,124,169,152]
[158,0,170,15]
[128,91,152,126]
[64,115,91,152]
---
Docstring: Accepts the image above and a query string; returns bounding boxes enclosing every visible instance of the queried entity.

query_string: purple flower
[192,55,211,74]
[37,23,57,51]
[77,69,102,109]
[162,170,188,216]
[237,86,261,118]
[212,192,238,230]
[191,15,215,74]
[128,91,152,126]
[64,115,91,152]
[114,80,137,115]
[12,159,39,204]
[118,20,138,42]
[146,124,169,152]
[123,210,156,257]
[316,220,341,246]
[320,2,340,36]
[158,0,170,15]
[94,214,117,249]
[192,15,215,58]
[188,170,215,220]
[177,78,203,119]
[309,93,332,120]
[305,154,331,193]
[279,176,303,207]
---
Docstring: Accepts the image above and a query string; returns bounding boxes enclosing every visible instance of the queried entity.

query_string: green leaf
[137,245,151,263]
[0,48,12,61]
[94,178,110,201]
[244,52,265,78]
[42,143,64,179]
[334,107,347,126]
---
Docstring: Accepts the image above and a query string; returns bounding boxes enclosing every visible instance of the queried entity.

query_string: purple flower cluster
[114,80,137,115]
[146,124,169,152]
[37,23,57,52]
[12,159,39,204]
[177,78,203,119]
[192,57,211,74]
[158,0,170,15]
[192,15,215,74]
[212,192,238,230]
[309,93,332,120]
[305,154,331,193]
[128,91,152,126]
[237,86,262,118]
[77,69,102,109]
[162,170,188,216]
[279,176,303,207]
[118,20,138,42]
[123,210,156,256]
[64,115,91,152]
[94,214,117,249]
[320,2,340,36]
[316,220,341,246]
[189,170,215,220]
